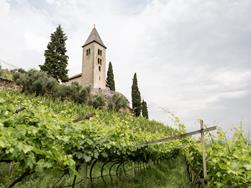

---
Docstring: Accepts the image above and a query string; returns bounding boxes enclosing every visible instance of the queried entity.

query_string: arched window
[99,66,101,71]
[98,49,102,56]
[98,58,102,65]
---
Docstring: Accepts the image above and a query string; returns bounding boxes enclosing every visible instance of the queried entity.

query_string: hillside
[0,90,250,188]
[0,90,189,187]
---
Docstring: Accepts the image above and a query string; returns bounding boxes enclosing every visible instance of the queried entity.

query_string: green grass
[16,156,191,188]
[107,156,191,188]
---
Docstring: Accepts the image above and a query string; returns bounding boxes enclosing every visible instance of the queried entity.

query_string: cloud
[0,0,250,132]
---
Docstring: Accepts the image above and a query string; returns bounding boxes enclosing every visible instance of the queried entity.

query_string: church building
[67,26,107,89]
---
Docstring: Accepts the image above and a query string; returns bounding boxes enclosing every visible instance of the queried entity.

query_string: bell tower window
[86,48,90,55]
[98,58,102,65]
[98,49,102,56]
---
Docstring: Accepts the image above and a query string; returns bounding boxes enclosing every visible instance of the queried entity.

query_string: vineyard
[0,90,250,187]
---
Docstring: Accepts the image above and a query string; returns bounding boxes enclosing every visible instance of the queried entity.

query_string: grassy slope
[18,156,191,188]
[0,90,191,188]
[93,156,191,188]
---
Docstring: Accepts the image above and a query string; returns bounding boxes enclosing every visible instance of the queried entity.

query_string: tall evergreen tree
[40,25,68,82]
[142,100,149,119]
[131,73,141,116]
[106,62,115,91]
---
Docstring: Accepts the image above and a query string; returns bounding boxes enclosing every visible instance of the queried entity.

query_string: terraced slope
[0,90,188,187]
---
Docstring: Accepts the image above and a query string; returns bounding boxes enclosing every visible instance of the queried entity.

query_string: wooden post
[136,122,216,187]
[200,119,208,188]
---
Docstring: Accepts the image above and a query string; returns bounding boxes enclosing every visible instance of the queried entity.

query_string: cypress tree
[142,100,149,119]
[40,25,68,82]
[131,73,141,116]
[106,62,115,91]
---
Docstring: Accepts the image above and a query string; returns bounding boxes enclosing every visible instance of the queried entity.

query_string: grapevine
[0,90,250,187]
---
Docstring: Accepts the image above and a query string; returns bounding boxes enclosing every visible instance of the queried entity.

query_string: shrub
[0,67,13,80]
[52,84,71,100]
[13,69,129,113]
[91,95,106,109]
[108,94,129,111]
[13,69,58,96]
[67,83,90,104]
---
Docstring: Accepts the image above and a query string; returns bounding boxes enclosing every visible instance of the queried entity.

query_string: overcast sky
[0,0,250,132]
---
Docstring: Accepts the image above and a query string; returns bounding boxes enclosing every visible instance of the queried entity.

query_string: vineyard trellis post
[200,119,208,188]
[137,120,216,188]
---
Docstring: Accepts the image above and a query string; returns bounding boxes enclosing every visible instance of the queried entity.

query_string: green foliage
[0,91,250,187]
[131,73,141,116]
[106,62,115,91]
[184,128,251,187]
[142,100,149,119]
[0,67,13,80]
[108,94,129,111]
[13,69,58,96]
[13,69,127,113]
[0,90,180,187]
[54,82,90,104]
[78,156,191,188]
[39,25,68,82]
[90,95,106,109]
[207,128,251,187]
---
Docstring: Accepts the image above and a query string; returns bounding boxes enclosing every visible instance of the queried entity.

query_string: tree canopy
[131,73,141,116]
[106,62,115,91]
[40,25,68,82]
[142,100,149,119]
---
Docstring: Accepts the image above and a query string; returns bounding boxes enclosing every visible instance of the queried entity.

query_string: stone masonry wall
[0,78,20,91]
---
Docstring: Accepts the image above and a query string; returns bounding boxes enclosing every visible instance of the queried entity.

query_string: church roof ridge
[82,27,106,49]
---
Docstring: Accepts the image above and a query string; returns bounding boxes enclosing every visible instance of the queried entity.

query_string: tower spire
[82,26,106,48]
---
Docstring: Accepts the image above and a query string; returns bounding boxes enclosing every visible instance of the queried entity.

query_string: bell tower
[82,26,107,89]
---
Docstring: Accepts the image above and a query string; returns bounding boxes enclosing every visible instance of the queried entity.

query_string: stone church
[67,26,107,89]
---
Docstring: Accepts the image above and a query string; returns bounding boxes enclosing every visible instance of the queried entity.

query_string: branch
[15,107,26,114]
[8,170,34,188]
[52,173,65,188]
[0,159,12,163]
[72,113,95,123]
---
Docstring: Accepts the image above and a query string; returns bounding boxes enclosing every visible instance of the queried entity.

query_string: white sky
[0,0,251,132]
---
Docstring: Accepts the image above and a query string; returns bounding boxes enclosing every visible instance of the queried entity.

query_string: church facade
[67,27,107,89]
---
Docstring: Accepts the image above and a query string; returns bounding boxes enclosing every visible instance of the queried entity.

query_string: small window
[98,66,101,71]
[86,48,90,55]
[99,76,101,80]
[98,58,102,65]
[98,49,102,56]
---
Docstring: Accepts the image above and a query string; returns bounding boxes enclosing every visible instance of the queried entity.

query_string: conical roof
[82,27,106,48]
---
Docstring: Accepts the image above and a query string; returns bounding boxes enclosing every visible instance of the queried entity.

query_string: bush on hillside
[13,69,129,112]
[68,82,90,104]
[13,69,58,96]
[90,95,106,109]
[54,83,90,104]
[0,66,14,80]
[108,93,129,111]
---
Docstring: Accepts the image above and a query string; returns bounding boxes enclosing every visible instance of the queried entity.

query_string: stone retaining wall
[0,77,20,91]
